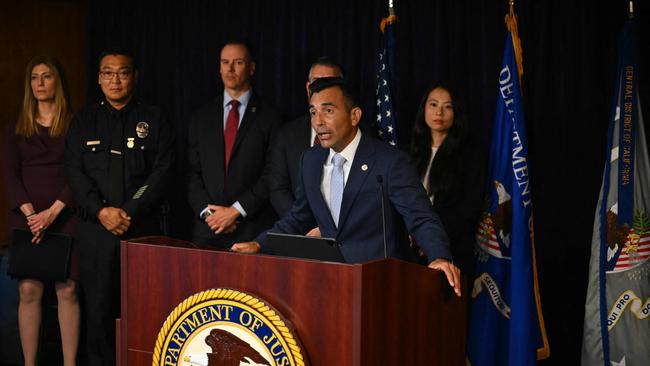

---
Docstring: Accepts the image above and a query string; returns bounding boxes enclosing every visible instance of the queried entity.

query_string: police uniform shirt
[64,99,175,221]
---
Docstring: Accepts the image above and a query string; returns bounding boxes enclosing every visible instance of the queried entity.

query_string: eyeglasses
[99,70,133,80]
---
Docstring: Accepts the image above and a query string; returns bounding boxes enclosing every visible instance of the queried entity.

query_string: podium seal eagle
[152,288,307,366]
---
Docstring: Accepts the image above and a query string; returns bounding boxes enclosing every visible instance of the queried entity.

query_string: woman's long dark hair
[410,81,468,196]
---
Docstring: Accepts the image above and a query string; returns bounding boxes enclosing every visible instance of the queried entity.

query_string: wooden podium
[118,236,466,365]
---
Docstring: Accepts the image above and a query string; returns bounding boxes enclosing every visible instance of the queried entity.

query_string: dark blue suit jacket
[257,133,452,264]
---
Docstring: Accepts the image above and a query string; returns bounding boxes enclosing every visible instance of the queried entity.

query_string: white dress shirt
[421,146,438,204]
[222,89,252,129]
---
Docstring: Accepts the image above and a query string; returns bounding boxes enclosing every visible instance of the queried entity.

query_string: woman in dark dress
[3,56,79,366]
[410,82,486,277]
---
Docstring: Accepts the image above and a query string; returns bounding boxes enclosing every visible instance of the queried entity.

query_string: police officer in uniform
[64,48,175,365]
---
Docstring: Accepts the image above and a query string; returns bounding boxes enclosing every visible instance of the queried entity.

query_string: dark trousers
[77,216,161,365]
[77,220,119,366]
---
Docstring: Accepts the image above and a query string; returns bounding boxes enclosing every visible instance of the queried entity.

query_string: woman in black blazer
[410,82,486,276]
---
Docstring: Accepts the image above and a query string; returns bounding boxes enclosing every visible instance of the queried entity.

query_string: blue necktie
[330,153,346,226]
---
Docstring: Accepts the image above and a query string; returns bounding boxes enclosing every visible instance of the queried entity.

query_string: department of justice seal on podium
[152,288,307,366]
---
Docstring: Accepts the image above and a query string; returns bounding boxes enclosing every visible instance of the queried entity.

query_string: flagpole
[376,0,398,145]
[388,0,395,16]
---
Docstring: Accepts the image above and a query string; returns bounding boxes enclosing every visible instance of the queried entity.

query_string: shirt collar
[102,97,137,115]
[223,89,252,109]
[327,129,362,165]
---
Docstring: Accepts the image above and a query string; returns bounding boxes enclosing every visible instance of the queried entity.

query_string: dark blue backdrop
[84,1,650,364]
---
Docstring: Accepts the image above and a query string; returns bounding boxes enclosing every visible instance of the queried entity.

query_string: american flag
[375,13,397,146]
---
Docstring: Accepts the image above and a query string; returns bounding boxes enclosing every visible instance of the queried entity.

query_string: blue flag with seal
[375,6,397,146]
[467,6,549,366]
[581,14,650,366]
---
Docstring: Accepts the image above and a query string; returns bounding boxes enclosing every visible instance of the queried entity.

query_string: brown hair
[16,55,73,137]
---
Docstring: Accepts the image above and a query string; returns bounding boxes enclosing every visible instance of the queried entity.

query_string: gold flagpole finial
[628,1,634,18]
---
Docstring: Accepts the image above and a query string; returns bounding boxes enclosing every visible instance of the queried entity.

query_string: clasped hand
[205,204,239,234]
[98,207,131,236]
[27,208,57,243]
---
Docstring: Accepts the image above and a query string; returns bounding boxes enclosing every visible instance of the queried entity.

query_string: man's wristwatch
[199,207,214,220]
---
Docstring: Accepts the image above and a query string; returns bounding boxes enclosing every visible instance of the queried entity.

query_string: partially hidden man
[233,77,462,296]
[187,40,281,248]
[268,56,344,218]
[65,48,175,365]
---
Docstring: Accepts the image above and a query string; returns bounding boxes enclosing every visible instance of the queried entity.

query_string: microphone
[376,175,388,258]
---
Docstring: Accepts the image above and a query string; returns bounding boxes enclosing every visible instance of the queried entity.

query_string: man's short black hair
[309,77,359,110]
[221,39,255,62]
[98,47,137,70]
[309,56,345,79]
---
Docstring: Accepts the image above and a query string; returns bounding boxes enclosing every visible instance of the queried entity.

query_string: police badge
[136,121,149,138]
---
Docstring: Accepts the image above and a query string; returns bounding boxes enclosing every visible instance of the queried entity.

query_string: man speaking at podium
[232,77,461,296]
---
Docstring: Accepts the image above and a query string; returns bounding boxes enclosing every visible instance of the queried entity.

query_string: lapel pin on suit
[361,164,368,171]
[251,107,257,113]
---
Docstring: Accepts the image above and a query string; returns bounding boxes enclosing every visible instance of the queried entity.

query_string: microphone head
[376,175,383,184]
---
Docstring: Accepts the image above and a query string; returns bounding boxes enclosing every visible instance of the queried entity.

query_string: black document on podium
[266,232,346,263]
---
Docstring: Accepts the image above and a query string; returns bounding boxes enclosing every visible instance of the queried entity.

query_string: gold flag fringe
[505,9,524,82]
[380,15,397,33]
